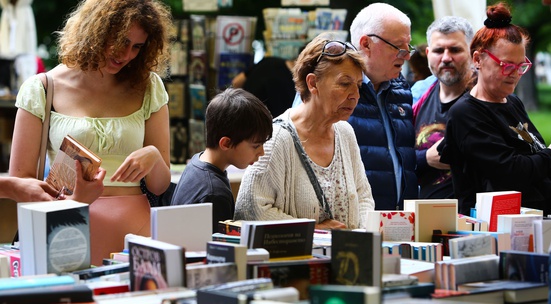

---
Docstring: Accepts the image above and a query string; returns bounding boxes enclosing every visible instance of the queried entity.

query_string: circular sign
[222,22,245,46]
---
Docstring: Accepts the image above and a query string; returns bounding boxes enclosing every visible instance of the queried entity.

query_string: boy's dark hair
[205,88,273,148]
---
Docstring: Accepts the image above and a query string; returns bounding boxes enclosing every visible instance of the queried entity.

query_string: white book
[151,203,212,251]
[497,214,542,252]
[17,200,90,275]
[534,219,551,254]
[475,191,521,232]
[366,211,414,242]
[448,234,496,259]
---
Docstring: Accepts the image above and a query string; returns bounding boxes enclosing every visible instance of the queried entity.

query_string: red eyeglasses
[482,49,532,76]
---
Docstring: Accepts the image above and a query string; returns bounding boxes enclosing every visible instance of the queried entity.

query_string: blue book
[0,274,75,291]
[499,250,549,283]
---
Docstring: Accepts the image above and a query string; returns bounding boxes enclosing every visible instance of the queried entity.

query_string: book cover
[431,231,465,257]
[128,238,186,291]
[0,247,21,277]
[206,241,247,280]
[240,219,315,260]
[497,214,542,252]
[17,200,90,275]
[475,191,521,232]
[366,211,415,242]
[404,199,458,242]
[217,52,253,88]
[383,282,435,299]
[448,234,496,259]
[196,287,299,304]
[170,118,188,164]
[46,134,102,196]
[447,230,511,254]
[331,229,382,287]
[71,262,129,281]
[212,232,241,244]
[187,118,206,157]
[218,220,242,236]
[189,84,207,120]
[166,81,186,119]
[309,284,380,304]
[151,204,212,251]
[499,250,549,283]
[189,50,208,86]
[248,256,330,301]
[186,262,238,289]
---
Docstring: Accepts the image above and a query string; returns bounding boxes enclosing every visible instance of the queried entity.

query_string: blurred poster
[183,0,217,12]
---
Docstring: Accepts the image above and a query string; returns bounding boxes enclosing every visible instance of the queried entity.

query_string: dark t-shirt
[170,152,235,233]
[414,84,459,199]
[243,57,295,117]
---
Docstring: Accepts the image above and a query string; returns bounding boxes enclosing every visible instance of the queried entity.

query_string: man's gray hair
[350,3,411,49]
[426,16,474,46]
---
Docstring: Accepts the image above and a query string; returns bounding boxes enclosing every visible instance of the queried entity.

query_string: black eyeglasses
[316,40,357,63]
[367,34,415,59]
[482,49,532,76]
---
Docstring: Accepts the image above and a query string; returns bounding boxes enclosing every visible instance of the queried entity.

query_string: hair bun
[484,16,511,28]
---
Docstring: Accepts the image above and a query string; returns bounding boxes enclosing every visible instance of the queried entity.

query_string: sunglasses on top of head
[316,40,358,63]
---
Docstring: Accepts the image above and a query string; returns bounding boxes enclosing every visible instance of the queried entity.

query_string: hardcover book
[331,229,382,287]
[151,203,212,251]
[206,241,247,280]
[128,238,186,291]
[17,200,90,275]
[475,191,521,232]
[366,211,415,242]
[240,218,315,260]
[497,214,542,252]
[46,134,102,196]
[404,199,458,242]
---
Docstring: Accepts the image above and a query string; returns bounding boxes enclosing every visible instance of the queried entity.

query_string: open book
[46,135,101,196]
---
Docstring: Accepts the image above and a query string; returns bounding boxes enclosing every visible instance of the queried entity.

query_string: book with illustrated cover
[166,81,186,119]
[206,241,247,281]
[366,211,415,242]
[17,200,90,275]
[128,238,186,291]
[309,284,380,304]
[46,134,101,196]
[475,191,521,232]
[448,234,496,259]
[497,214,541,252]
[499,250,549,283]
[331,229,382,287]
[186,262,238,289]
[447,230,511,254]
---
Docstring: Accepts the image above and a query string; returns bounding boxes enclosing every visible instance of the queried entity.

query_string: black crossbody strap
[274,119,333,219]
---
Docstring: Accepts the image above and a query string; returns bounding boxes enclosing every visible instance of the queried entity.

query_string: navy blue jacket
[348,74,418,210]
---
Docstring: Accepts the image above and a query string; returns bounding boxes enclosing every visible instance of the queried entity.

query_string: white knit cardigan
[234,110,375,229]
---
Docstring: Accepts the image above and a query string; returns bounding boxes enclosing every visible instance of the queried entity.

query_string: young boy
[170,88,273,233]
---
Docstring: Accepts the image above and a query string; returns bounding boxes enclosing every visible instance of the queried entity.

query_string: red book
[0,247,21,277]
[476,191,522,232]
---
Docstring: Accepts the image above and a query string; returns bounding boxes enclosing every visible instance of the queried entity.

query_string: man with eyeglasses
[347,3,418,210]
[412,16,474,200]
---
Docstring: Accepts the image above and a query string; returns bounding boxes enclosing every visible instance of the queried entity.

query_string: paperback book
[128,238,186,291]
[475,191,521,232]
[366,211,415,242]
[404,199,458,242]
[46,134,102,197]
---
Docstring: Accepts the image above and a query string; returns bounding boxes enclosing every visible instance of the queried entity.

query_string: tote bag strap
[37,73,53,180]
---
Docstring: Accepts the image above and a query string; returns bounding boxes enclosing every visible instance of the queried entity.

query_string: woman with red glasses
[438,2,551,216]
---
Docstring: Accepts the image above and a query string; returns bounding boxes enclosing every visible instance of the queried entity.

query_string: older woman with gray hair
[234,33,375,230]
